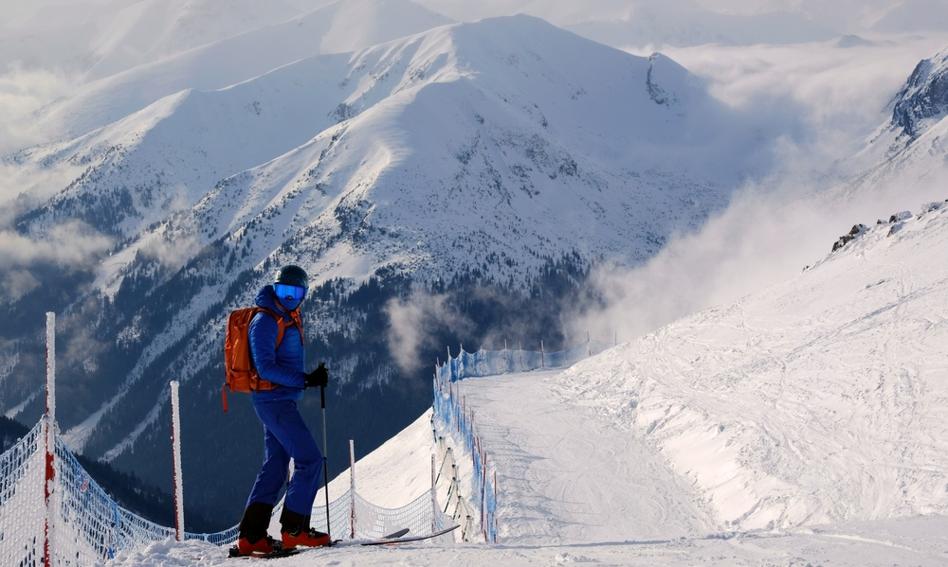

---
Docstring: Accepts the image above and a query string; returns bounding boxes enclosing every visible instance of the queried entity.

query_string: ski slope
[455,370,712,544]
[553,202,948,531]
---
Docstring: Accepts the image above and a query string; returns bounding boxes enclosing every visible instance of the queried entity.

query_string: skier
[235,265,331,556]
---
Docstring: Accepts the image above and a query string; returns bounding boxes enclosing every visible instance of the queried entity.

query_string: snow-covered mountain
[36,0,453,139]
[16,15,759,283]
[0,0,314,77]
[890,47,948,141]
[1,15,765,525]
[83,0,318,80]
[849,47,948,193]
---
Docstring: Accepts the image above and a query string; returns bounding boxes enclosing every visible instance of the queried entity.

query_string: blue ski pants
[246,398,323,517]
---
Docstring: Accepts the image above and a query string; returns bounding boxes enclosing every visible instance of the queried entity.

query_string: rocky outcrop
[890,50,948,139]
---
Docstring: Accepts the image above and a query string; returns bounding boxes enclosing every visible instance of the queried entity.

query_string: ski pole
[321,384,332,543]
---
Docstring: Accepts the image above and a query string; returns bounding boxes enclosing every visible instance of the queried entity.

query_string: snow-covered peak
[890,47,948,140]
[847,46,948,192]
[163,14,756,287]
[17,13,761,289]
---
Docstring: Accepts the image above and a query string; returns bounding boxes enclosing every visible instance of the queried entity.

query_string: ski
[356,524,459,546]
[225,526,458,558]
[379,527,411,540]
[227,545,300,559]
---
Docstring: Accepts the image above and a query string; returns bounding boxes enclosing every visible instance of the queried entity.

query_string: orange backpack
[221,306,303,412]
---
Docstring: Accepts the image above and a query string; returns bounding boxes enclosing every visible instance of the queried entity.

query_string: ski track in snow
[457,370,712,545]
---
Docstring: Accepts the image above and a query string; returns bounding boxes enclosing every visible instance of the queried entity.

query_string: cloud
[0,220,112,298]
[0,63,75,154]
[640,36,948,165]
[384,290,473,373]
[566,138,948,346]
[0,221,112,267]
[137,187,202,269]
[59,295,112,374]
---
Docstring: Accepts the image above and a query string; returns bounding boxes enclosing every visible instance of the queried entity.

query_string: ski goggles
[274,283,306,303]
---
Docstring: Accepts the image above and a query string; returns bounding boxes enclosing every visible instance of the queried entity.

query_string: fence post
[540,340,545,369]
[492,470,498,543]
[586,329,591,357]
[503,339,510,373]
[431,453,437,533]
[446,346,452,381]
[170,380,185,542]
[349,440,357,539]
[44,312,56,567]
[614,329,618,347]
[480,449,488,541]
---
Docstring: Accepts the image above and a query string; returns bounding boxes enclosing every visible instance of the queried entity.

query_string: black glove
[305,363,328,389]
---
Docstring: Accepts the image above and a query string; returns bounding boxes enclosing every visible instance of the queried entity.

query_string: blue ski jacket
[249,285,305,402]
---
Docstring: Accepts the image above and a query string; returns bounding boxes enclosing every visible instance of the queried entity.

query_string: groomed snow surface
[113,204,948,564]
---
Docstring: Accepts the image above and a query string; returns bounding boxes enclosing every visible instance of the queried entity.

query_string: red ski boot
[282,527,331,550]
[233,503,283,557]
[234,535,281,556]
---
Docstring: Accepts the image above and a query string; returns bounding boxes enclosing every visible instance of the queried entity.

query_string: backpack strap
[256,307,303,349]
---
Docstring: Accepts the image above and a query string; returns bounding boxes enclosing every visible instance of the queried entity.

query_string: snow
[313,409,437,508]
[553,203,948,530]
[122,13,760,292]
[456,370,711,544]
[37,0,453,140]
[109,516,948,566]
[83,0,313,80]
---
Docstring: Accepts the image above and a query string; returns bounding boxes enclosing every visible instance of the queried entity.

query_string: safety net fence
[268,488,452,543]
[431,338,614,544]
[1,417,453,565]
